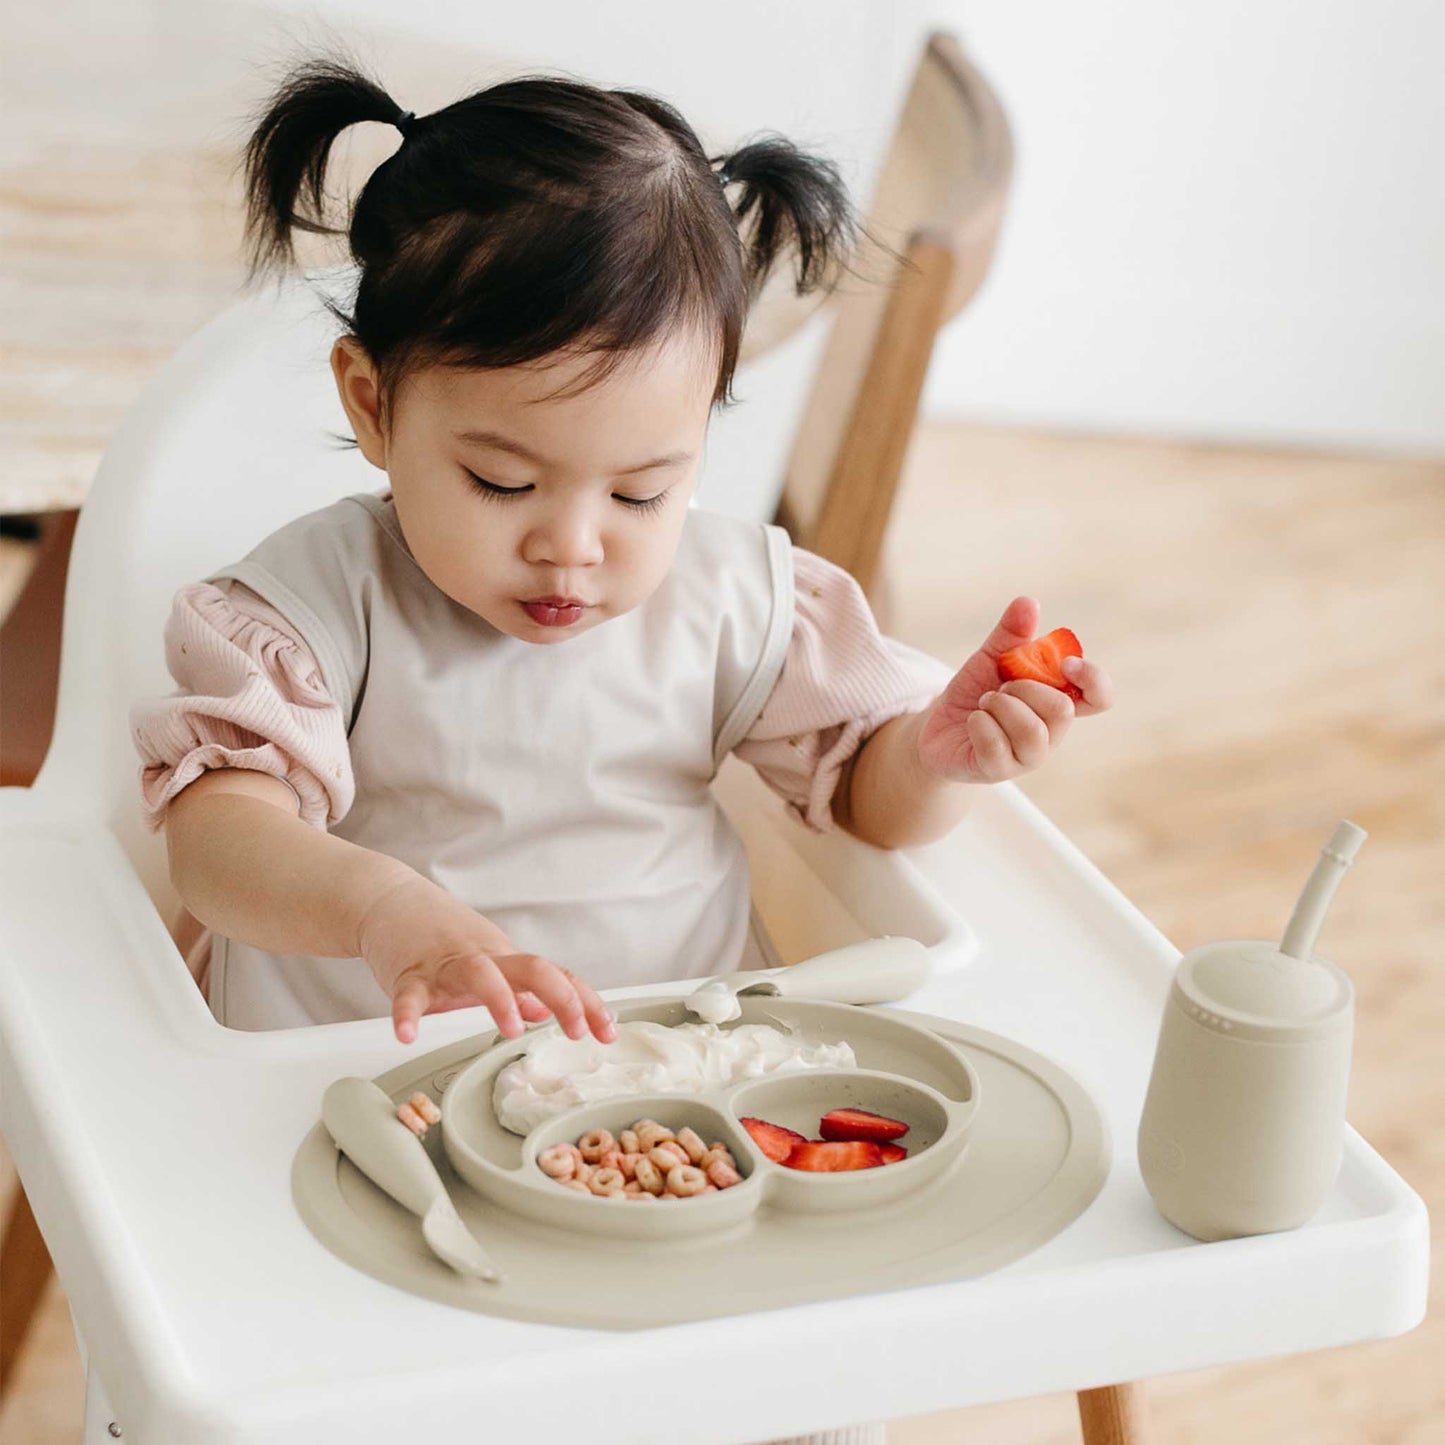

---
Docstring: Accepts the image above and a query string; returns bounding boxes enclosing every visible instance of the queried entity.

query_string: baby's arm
[164,768,617,1048]
[736,546,968,849]
[142,581,615,1046]
[739,556,1113,853]
[829,711,972,850]
[165,768,409,960]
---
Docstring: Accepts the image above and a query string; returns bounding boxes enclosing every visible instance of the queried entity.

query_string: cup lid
[1177,939,1352,1028]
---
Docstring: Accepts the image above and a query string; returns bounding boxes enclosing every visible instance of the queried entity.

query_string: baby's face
[332,330,716,644]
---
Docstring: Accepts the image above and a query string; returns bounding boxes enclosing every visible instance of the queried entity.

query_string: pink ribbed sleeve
[734,547,954,833]
[129,580,353,831]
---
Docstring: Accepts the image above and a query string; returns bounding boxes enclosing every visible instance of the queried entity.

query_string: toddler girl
[132,57,1111,1442]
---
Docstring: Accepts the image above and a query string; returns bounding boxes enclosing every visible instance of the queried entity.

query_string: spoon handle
[760,936,932,1005]
[322,1076,447,1220]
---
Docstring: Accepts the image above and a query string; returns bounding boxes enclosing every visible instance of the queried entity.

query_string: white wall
[921,0,1445,455]
[253,1,1445,456]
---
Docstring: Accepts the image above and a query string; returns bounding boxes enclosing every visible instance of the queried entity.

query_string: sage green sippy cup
[1137,821,1366,1242]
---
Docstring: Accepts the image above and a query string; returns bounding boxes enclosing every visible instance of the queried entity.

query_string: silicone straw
[1279,820,1368,960]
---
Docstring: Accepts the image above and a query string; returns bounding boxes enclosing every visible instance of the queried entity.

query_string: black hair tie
[394,109,416,138]
[716,164,732,189]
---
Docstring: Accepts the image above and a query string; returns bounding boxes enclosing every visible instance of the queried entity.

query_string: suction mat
[292,1002,1110,1328]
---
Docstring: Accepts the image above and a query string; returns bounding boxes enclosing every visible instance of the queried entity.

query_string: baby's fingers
[515,990,553,1022]
[392,955,526,1045]
[966,706,1020,783]
[462,954,527,1039]
[1061,655,1114,715]
[391,973,434,1046]
[992,679,1074,748]
[979,689,1053,770]
[561,964,617,1044]
[497,954,616,1044]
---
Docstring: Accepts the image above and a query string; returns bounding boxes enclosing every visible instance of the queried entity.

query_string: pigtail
[230,58,880,426]
[239,52,406,284]
[719,136,877,300]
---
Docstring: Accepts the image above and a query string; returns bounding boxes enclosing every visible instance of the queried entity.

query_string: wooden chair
[773,30,1014,609]
[0,511,78,790]
[0,512,77,1395]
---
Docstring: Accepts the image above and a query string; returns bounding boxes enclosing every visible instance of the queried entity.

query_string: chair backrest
[34,268,376,913]
[776,31,1014,596]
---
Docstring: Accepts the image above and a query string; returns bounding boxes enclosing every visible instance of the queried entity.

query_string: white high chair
[0,265,1428,1443]
[0,43,1427,1445]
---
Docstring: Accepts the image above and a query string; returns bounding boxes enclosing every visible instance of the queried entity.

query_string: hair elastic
[394,109,416,137]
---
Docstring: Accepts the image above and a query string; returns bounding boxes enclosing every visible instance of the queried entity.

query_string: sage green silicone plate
[292,998,1110,1328]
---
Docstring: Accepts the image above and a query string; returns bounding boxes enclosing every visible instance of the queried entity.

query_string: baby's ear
[330,338,388,468]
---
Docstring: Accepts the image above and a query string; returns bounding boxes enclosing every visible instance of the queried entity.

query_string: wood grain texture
[1077,1384,1152,1445]
[0,1188,53,1394]
[884,424,1443,1445]
[781,31,1012,601]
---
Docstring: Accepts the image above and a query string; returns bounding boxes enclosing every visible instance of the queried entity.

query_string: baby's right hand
[355,873,617,1047]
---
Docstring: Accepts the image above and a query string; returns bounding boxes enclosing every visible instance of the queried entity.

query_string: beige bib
[204,495,794,1030]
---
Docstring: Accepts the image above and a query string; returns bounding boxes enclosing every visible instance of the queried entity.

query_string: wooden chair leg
[0,506,78,787]
[0,1180,56,1395]
[1077,1382,1152,1445]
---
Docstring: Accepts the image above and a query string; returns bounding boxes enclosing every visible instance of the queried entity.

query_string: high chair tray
[292,998,1109,1328]
[0,778,1426,1445]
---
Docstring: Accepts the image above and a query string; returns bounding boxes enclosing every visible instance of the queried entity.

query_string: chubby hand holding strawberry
[915,597,1114,785]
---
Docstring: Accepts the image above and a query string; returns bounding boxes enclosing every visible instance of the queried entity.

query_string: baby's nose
[525,514,604,567]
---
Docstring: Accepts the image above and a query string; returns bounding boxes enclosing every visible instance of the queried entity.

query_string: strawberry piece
[818,1107,909,1143]
[785,1140,886,1172]
[879,1143,908,1165]
[996,627,1085,703]
[740,1116,809,1164]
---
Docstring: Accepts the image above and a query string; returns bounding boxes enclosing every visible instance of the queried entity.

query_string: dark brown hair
[239,48,885,430]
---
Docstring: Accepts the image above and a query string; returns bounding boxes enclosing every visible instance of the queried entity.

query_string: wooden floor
[1,422,1439,1441]
[883,426,1444,1445]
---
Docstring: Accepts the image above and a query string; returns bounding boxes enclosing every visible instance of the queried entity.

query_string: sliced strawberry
[818,1107,909,1143]
[740,1116,809,1164]
[785,1140,886,1172]
[996,627,1085,703]
[879,1143,908,1164]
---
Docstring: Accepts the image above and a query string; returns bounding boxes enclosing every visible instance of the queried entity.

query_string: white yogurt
[686,980,743,1025]
[493,1019,856,1136]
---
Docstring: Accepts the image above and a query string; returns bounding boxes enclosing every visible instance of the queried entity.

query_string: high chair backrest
[33,268,375,916]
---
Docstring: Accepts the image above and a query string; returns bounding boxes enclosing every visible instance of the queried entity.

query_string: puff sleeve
[129,579,354,831]
[733,547,954,833]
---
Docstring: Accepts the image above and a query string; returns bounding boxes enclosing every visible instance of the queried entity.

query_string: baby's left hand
[915,597,1114,785]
